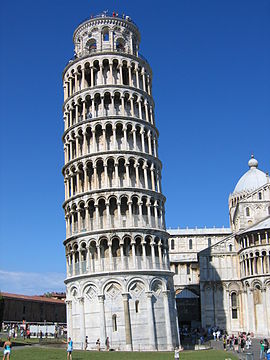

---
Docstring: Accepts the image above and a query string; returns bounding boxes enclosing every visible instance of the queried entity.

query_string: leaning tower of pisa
[62,13,179,351]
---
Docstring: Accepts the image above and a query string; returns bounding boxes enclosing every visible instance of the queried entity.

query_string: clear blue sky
[0,0,269,294]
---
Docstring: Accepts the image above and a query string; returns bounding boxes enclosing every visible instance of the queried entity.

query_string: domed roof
[233,155,267,194]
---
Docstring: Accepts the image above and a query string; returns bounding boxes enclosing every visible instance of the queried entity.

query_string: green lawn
[9,347,238,360]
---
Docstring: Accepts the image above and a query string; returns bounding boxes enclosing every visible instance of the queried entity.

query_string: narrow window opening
[103,31,109,41]
[231,292,238,319]
[112,314,117,331]
[135,300,139,313]
[187,264,190,275]
[171,239,175,250]
[208,238,211,247]
[246,207,250,216]
[189,239,193,250]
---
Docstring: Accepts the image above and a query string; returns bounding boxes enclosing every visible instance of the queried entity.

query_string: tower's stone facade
[62,14,179,350]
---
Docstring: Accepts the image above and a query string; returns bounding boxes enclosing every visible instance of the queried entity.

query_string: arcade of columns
[63,15,179,350]
[238,230,270,277]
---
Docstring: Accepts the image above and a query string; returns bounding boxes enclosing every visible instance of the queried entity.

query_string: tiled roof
[1,292,65,304]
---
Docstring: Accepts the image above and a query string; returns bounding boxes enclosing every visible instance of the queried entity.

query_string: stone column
[151,166,155,191]
[135,163,139,187]
[71,251,75,275]
[162,290,173,350]
[145,292,156,350]
[158,242,163,269]
[122,293,132,350]
[262,287,269,334]
[115,163,119,187]
[112,125,117,149]
[147,131,152,153]
[78,297,85,349]
[95,204,99,229]
[81,67,85,90]
[131,241,136,268]
[143,163,148,189]
[128,66,132,86]
[98,295,107,348]
[130,98,134,117]
[142,241,147,268]
[86,246,90,272]
[101,96,105,116]
[153,137,157,157]
[135,66,139,88]
[138,99,142,119]
[90,66,94,87]
[145,102,149,122]
[109,244,113,271]
[154,204,158,228]
[84,165,89,191]
[66,300,73,339]
[120,243,125,270]
[109,61,113,83]
[93,166,97,189]
[97,245,101,271]
[117,201,121,227]
[132,128,137,149]
[106,202,110,228]
[138,201,143,227]
[121,95,125,116]
[128,201,132,227]
[104,165,108,188]
[119,64,123,84]
[125,162,130,187]
[151,242,156,269]
[248,288,255,332]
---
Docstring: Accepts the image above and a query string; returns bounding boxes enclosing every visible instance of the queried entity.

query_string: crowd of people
[89,10,133,22]
[212,328,270,359]
[1,322,66,340]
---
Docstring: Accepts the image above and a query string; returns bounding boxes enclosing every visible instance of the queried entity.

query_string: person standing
[234,336,239,353]
[96,338,100,351]
[3,337,12,360]
[105,336,110,351]
[174,347,180,360]
[65,337,73,360]
[264,339,269,358]
[259,340,265,360]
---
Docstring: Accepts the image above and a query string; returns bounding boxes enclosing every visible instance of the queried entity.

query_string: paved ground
[211,338,265,360]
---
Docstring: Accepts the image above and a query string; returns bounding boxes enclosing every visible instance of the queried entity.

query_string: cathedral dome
[233,155,267,194]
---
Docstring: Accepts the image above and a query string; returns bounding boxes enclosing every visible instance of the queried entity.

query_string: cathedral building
[169,156,270,337]
[62,14,179,350]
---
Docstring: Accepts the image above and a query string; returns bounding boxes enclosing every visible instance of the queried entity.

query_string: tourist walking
[84,336,88,350]
[3,337,12,360]
[105,336,110,351]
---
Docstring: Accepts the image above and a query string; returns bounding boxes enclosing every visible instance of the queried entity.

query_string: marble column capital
[98,294,105,301]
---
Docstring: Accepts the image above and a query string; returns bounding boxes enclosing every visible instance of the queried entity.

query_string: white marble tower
[62,13,179,350]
